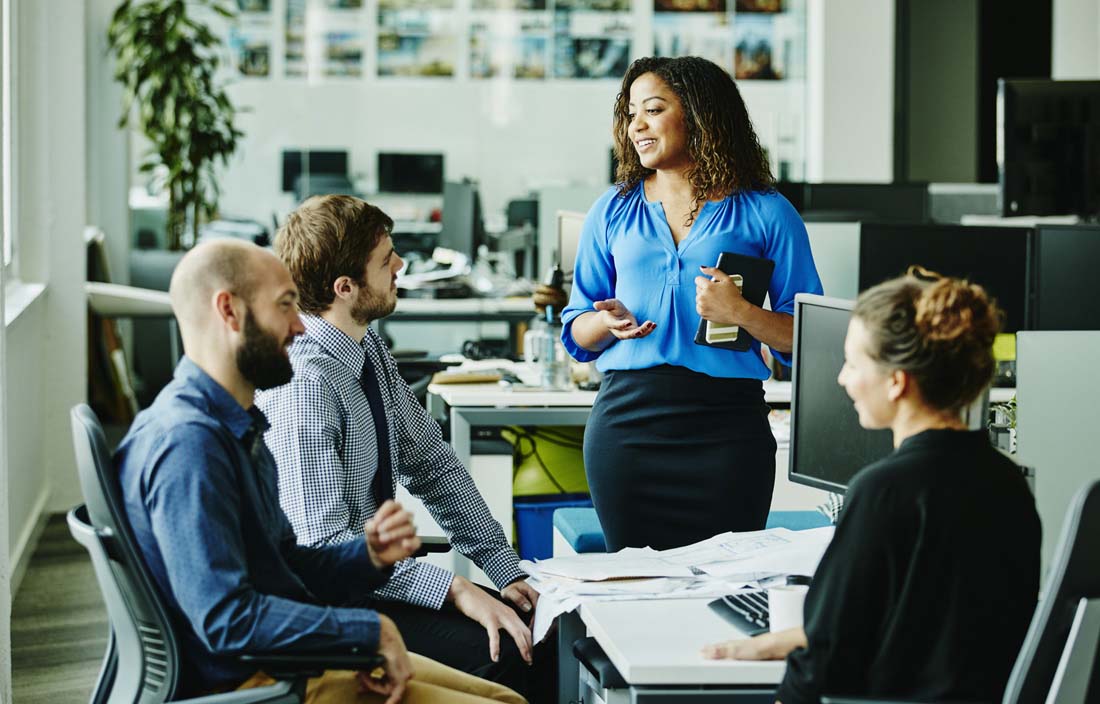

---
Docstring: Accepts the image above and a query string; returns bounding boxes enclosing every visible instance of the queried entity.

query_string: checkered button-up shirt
[257,315,525,609]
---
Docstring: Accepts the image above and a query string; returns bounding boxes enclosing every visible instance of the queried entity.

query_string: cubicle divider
[1016,331,1100,574]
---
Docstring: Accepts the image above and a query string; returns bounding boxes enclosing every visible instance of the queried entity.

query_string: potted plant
[108,0,244,250]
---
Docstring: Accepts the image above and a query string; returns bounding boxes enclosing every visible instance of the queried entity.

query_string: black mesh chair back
[1004,479,1100,703]
[70,403,182,702]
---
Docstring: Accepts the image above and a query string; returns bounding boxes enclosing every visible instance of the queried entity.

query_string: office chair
[823,479,1100,704]
[1002,478,1100,703]
[68,403,384,703]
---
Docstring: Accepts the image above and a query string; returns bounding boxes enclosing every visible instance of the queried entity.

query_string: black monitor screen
[378,152,444,194]
[999,79,1100,218]
[439,180,484,258]
[774,181,807,212]
[281,149,348,192]
[1033,224,1100,330]
[309,150,348,176]
[789,295,894,493]
[859,223,1032,333]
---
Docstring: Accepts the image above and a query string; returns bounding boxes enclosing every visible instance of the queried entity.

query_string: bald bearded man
[114,240,525,704]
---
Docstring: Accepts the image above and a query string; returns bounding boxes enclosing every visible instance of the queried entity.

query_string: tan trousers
[237,653,527,704]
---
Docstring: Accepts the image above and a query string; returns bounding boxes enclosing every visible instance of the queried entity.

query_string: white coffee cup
[767,584,809,632]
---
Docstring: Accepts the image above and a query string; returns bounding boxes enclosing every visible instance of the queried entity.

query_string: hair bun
[914,277,1001,345]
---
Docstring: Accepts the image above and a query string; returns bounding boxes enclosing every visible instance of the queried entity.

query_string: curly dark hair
[612,56,774,226]
[853,267,1003,413]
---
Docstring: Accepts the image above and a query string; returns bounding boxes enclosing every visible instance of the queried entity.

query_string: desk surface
[390,297,535,317]
[580,598,785,686]
[429,384,598,407]
[431,378,792,408]
[430,378,1016,408]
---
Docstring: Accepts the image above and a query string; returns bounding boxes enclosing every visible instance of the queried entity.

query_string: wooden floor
[11,512,108,703]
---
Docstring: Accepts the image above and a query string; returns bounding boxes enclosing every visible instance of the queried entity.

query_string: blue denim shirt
[116,357,391,691]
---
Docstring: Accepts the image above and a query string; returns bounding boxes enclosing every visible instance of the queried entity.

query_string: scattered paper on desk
[526,574,760,644]
[697,527,835,578]
[525,526,837,643]
[520,547,695,581]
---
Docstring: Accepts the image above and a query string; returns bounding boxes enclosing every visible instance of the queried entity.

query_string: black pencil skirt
[583,365,777,551]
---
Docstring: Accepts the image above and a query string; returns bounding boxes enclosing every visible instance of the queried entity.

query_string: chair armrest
[413,535,451,557]
[238,651,386,680]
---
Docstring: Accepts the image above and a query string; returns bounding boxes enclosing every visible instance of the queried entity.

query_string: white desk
[391,297,535,318]
[416,379,597,585]
[567,597,785,702]
[419,377,803,585]
[378,297,537,353]
[582,599,784,686]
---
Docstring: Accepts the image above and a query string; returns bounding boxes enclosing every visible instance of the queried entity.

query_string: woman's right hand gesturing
[593,299,657,340]
[570,298,657,352]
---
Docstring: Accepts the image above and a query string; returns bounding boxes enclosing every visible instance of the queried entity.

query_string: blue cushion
[553,507,607,553]
[550,508,829,555]
[766,510,832,531]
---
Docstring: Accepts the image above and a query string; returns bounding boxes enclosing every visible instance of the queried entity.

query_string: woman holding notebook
[561,56,822,551]
[703,270,1040,704]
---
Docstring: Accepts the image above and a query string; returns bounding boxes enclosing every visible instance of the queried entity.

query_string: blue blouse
[562,183,822,380]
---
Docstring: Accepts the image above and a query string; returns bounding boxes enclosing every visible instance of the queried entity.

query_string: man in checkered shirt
[256,195,548,700]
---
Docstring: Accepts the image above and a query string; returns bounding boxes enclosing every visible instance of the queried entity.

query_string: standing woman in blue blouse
[562,56,822,551]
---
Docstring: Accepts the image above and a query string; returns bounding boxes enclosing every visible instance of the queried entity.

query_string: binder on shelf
[693,251,775,353]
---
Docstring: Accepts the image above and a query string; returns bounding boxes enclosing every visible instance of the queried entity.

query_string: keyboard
[708,591,770,636]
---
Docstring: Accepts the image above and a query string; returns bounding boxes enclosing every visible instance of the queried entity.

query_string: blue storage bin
[514,493,592,561]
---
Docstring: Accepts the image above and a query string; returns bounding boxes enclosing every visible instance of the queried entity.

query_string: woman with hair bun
[562,56,822,551]
[703,268,1041,704]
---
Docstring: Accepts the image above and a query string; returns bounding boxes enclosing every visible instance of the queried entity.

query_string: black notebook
[693,251,775,352]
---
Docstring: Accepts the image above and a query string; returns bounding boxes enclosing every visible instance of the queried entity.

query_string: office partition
[1016,331,1100,573]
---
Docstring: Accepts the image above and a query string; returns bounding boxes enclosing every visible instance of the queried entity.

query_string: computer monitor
[557,210,586,279]
[1032,224,1100,330]
[377,152,445,194]
[788,294,894,493]
[858,223,1032,333]
[439,180,484,259]
[998,79,1100,218]
[801,182,930,223]
[281,149,349,193]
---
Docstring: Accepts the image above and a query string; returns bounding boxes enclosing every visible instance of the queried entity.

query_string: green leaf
[105,0,243,250]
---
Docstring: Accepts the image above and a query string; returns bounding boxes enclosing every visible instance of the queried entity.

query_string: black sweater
[776,430,1041,704]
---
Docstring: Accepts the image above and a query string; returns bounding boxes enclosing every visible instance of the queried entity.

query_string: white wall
[98,1,811,229]
[0,133,10,704]
[1052,0,1100,79]
[805,0,894,182]
[218,80,808,227]
[220,80,621,223]
[4,0,88,589]
[86,0,130,285]
[4,300,47,588]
